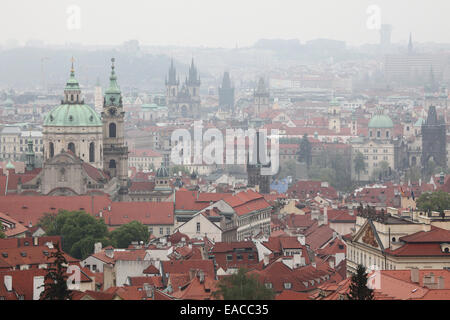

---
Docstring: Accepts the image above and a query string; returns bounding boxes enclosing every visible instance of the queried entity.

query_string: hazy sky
[1,0,449,47]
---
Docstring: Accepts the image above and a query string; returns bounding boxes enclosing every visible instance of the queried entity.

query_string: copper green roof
[329,98,340,106]
[104,58,122,107]
[414,118,425,127]
[368,115,394,128]
[44,104,102,127]
[64,63,81,91]
[6,160,15,169]
[2,98,14,109]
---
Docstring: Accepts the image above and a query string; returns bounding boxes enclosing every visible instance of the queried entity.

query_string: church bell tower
[102,58,129,198]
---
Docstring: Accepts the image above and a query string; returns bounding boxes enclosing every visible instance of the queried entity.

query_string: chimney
[198,270,205,283]
[143,283,154,299]
[4,275,12,292]
[33,276,45,300]
[348,208,354,216]
[263,253,270,266]
[94,242,102,254]
[410,267,419,283]
[323,207,328,225]
[297,235,306,246]
[423,273,435,288]
[33,237,39,246]
[105,247,114,258]
[311,262,316,268]
[437,276,445,289]
[189,269,196,280]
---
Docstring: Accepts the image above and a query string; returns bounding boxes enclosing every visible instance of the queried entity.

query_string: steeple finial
[71,56,75,73]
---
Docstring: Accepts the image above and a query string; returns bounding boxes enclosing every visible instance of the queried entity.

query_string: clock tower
[102,58,129,198]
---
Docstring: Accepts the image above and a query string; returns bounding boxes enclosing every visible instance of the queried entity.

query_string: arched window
[109,123,117,138]
[49,142,54,158]
[68,142,75,154]
[386,130,390,138]
[89,142,95,163]
[109,160,116,168]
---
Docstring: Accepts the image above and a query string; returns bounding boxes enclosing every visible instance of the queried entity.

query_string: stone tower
[165,58,179,107]
[102,58,129,197]
[218,71,235,112]
[247,130,271,194]
[421,106,447,169]
[25,136,35,172]
[187,58,201,102]
[254,78,270,116]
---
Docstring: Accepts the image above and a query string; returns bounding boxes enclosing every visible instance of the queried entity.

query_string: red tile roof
[223,190,271,217]
[161,259,215,278]
[106,202,174,226]
[0,195,111,227]
[399,226,450,243]
[0,211,28,237]
[275,289,311,300]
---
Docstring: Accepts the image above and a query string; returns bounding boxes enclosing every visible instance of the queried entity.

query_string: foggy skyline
[1,0,450,48]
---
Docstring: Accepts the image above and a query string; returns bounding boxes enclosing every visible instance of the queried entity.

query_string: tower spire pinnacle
[71,56,75,74]
[408,33,413,54]
[104,57,122,107]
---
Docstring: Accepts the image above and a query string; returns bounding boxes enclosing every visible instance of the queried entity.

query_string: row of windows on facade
[1,138,43,144]
[148,227,171,236]
[357,148,391,154]
[2,146,43,152]
[348,247,396,270]
[364,156,390,161]
[238,212,270,227]
[48,142,97,163]
[369,130,390,138]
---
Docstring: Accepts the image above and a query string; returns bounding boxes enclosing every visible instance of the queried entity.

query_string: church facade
[21,59,130,200]
[165,59,201,119]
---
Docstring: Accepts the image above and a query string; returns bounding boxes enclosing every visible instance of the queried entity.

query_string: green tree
[0,229,5,239]
[379,160,390,177]
[405,166,421,182]
[40,242,73,300]
[347,265,374,300]
[416,191,450,215]
[110,221,150,249]
[171,165,190,176]
[278,159,297,179]
[354,151,366,181]
[213,268,275,300]
[38,210,110,260]
[298,134,312,167]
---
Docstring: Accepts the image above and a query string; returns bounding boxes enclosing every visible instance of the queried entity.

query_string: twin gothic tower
[165,58,201,119]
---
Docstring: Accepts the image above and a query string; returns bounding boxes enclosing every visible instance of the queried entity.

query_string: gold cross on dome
[71,56,75,72]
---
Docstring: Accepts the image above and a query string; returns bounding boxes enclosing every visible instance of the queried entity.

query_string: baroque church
[165,59,201,119]
[20,59,130,200]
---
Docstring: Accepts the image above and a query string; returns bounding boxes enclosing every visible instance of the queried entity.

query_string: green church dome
[368,115,394,129]
[44,104,102,127]
[44,59,102,127]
